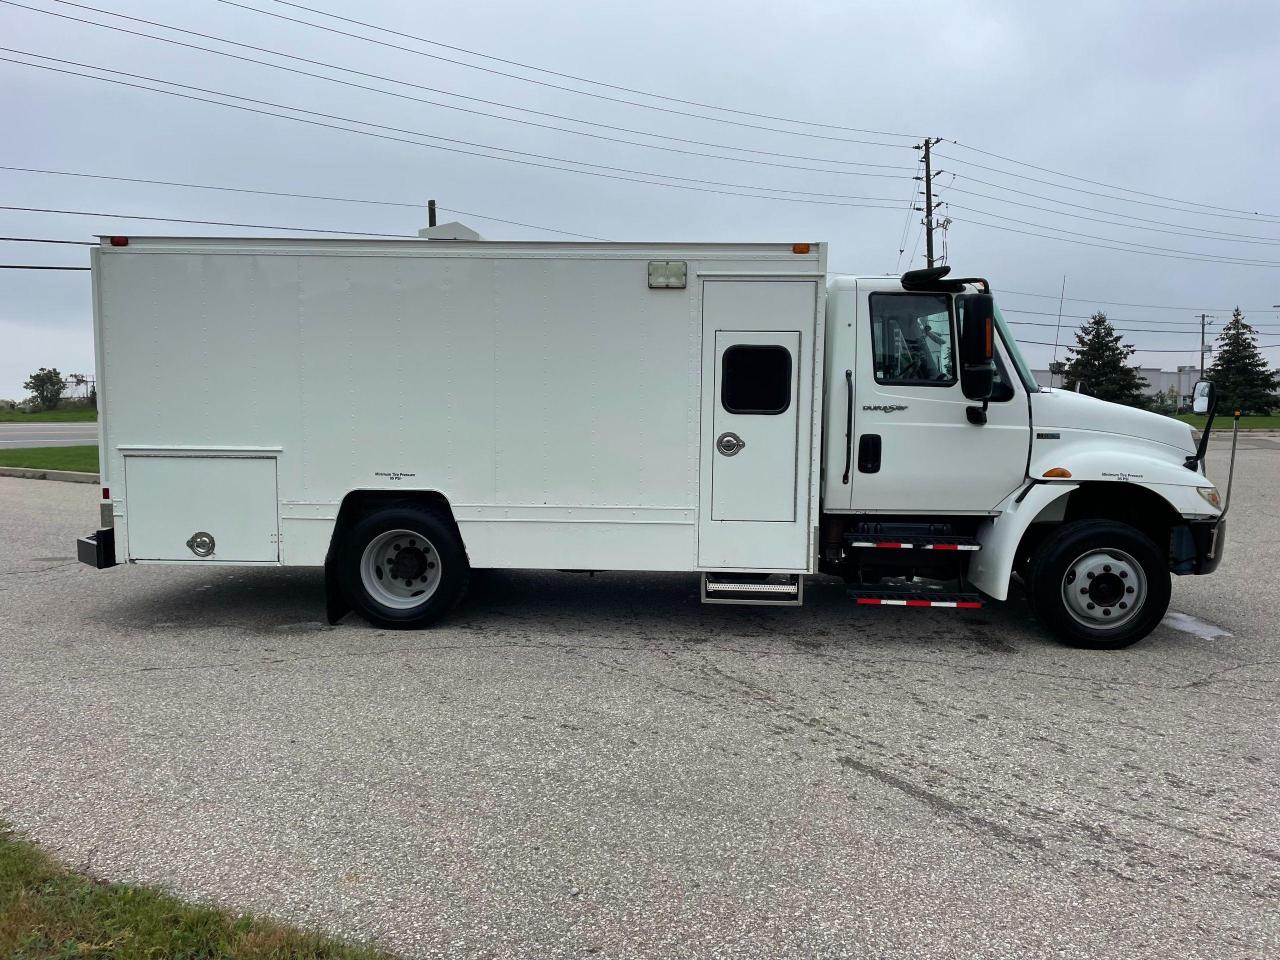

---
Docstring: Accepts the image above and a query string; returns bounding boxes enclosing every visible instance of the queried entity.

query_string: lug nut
[1102,608,1111,616]
[1119,571,1128,579]
[1119,602,1128,609]
[1086,602,1095,610]
[1087,571,1095,579]
[1103,565,1112,573]
[1126,586,1135,594]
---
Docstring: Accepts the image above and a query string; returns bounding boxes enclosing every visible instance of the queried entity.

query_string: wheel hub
[1062,548,1145,630]
[360,529,442,610]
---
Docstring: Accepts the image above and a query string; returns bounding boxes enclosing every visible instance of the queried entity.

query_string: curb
[0,466,99,484]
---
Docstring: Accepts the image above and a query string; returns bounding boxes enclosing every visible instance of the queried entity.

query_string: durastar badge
[862,404,908,413]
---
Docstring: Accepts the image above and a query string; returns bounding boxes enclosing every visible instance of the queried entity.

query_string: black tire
[338,505,470,629]
[1026,519,1170,649]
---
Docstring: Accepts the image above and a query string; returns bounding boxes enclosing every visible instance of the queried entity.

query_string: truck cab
[814,267,1228,648]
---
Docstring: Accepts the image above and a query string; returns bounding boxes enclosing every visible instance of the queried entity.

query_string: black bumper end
[77,528,117,569]
[1171,518,1225,576]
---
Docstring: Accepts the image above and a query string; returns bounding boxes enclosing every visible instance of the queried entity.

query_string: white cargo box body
[92,239,826,574]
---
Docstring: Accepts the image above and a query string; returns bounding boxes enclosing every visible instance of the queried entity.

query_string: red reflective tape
[905,600,931,607]
[957,601,982,609]
[930,543,959,550]
[855,598,883,605]
[876,542,907,548]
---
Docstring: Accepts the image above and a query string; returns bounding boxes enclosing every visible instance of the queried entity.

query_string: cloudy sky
[3,0,1279,400]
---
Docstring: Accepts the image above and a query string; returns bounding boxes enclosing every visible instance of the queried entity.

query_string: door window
[721,344,792,414]
[869,293,956,386]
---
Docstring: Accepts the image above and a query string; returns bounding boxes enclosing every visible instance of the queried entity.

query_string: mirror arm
[1185,391,1218,469]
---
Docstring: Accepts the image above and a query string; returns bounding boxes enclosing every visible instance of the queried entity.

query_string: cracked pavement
[0,439,1276,959]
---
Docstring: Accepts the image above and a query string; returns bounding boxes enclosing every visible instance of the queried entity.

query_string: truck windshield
[992,304,1039,393]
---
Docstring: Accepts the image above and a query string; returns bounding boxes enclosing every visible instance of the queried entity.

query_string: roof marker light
[792,243,811,254]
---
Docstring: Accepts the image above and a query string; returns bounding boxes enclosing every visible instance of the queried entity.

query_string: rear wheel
[1026,520,1169,649]
[339,505,469,629]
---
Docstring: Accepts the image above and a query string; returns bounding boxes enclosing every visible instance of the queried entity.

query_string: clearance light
[1043,467,1072,478]
[1197,486,1222,509]
[102,487,110,499]
[109,236,129,247]
[792,243,811,254]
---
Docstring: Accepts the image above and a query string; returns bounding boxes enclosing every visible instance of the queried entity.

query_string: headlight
[1197,486,1222,510]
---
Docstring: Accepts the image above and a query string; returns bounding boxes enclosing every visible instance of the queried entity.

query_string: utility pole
[427,199,437,228]
[914,138,944,267]
[1198,313,1213,377]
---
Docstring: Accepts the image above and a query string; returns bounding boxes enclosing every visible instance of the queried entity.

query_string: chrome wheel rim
[1062,548,1145,630]
[360,529,441,610]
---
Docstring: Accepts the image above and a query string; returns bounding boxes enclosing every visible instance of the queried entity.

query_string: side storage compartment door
[125,455,279,562]
[698,279,817,570]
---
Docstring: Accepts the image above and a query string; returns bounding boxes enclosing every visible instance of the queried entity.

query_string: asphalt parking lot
[1,438,1276,960]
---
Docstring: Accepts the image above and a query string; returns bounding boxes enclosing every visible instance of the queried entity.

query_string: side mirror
[1192,380,1216,415]
[957,293,996,401]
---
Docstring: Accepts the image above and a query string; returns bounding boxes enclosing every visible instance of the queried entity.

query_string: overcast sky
[3,0,1279,400]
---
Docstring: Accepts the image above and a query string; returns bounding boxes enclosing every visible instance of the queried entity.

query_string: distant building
[1032,365,1200,404]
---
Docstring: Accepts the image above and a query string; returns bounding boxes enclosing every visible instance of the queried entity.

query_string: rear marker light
[109,236,128,247]
[102,487,110,499]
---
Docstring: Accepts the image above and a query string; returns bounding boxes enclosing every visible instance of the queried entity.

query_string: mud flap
[324,552,351,625]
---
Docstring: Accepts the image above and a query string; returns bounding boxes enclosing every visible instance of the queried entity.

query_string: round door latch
[716,432,746,457]
[186,531,215,557]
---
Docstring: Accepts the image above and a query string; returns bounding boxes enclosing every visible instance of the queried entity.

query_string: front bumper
[77,528,117,569]
[1171,517,1225,575]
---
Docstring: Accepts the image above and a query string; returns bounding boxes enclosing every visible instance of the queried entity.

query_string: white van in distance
[77,236,1230,648]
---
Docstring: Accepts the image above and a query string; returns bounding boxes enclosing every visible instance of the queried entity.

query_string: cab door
[848,285,1029,513]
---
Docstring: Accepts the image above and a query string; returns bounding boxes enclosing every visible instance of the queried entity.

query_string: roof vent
[417,221,483,241]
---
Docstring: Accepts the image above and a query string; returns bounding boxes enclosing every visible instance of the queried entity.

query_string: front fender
[970,481,1076,601]
[1030,441,1209,491]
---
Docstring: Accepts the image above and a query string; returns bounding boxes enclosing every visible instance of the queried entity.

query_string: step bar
[845,534,981,551]
[702,573,803,606]
[849,586,983,609]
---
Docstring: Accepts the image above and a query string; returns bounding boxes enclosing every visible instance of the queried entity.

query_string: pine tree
[1205,308,1279,415]
[1061,312,1150,407]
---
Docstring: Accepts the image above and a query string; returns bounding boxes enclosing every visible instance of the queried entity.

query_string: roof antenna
[1051,274,1067,387]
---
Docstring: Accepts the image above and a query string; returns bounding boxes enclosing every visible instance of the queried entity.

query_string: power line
[948,204,1280,266]
[948,140,1280,221]
[0,165,608,239]
[2,1,914,181]
[1013,337,1280,353]
[946,181,1280,246]
[950,215,1280,270]
[0,204,417,236]
[998,313,1280,335]
[0,235,95,245]
[241,0,925,140]
[936,152,1280,225]
[996,288,1280,314]
[207,0,920,145]
[0,51,909,211]
[0,264,90,270]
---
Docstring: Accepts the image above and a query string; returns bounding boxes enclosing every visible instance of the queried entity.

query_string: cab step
[702,573,803,606]
[848,585,983,609]
[844,533,981,552]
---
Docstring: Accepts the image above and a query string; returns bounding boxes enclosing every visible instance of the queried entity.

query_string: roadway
[0,438,1274,960]
[0,421,97,448]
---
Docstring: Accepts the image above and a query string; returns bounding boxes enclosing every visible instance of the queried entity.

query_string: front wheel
[338,505,470,629]
[1026,520,1170,649]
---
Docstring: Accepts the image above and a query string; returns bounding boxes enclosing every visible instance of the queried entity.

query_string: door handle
[842,369,853,484]
[716,432,746,456]
[858,434,881,474]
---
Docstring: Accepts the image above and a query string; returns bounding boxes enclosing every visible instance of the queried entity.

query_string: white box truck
[77,235,1232,648]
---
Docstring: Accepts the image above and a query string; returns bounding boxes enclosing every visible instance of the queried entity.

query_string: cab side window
[869,293,956,387]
